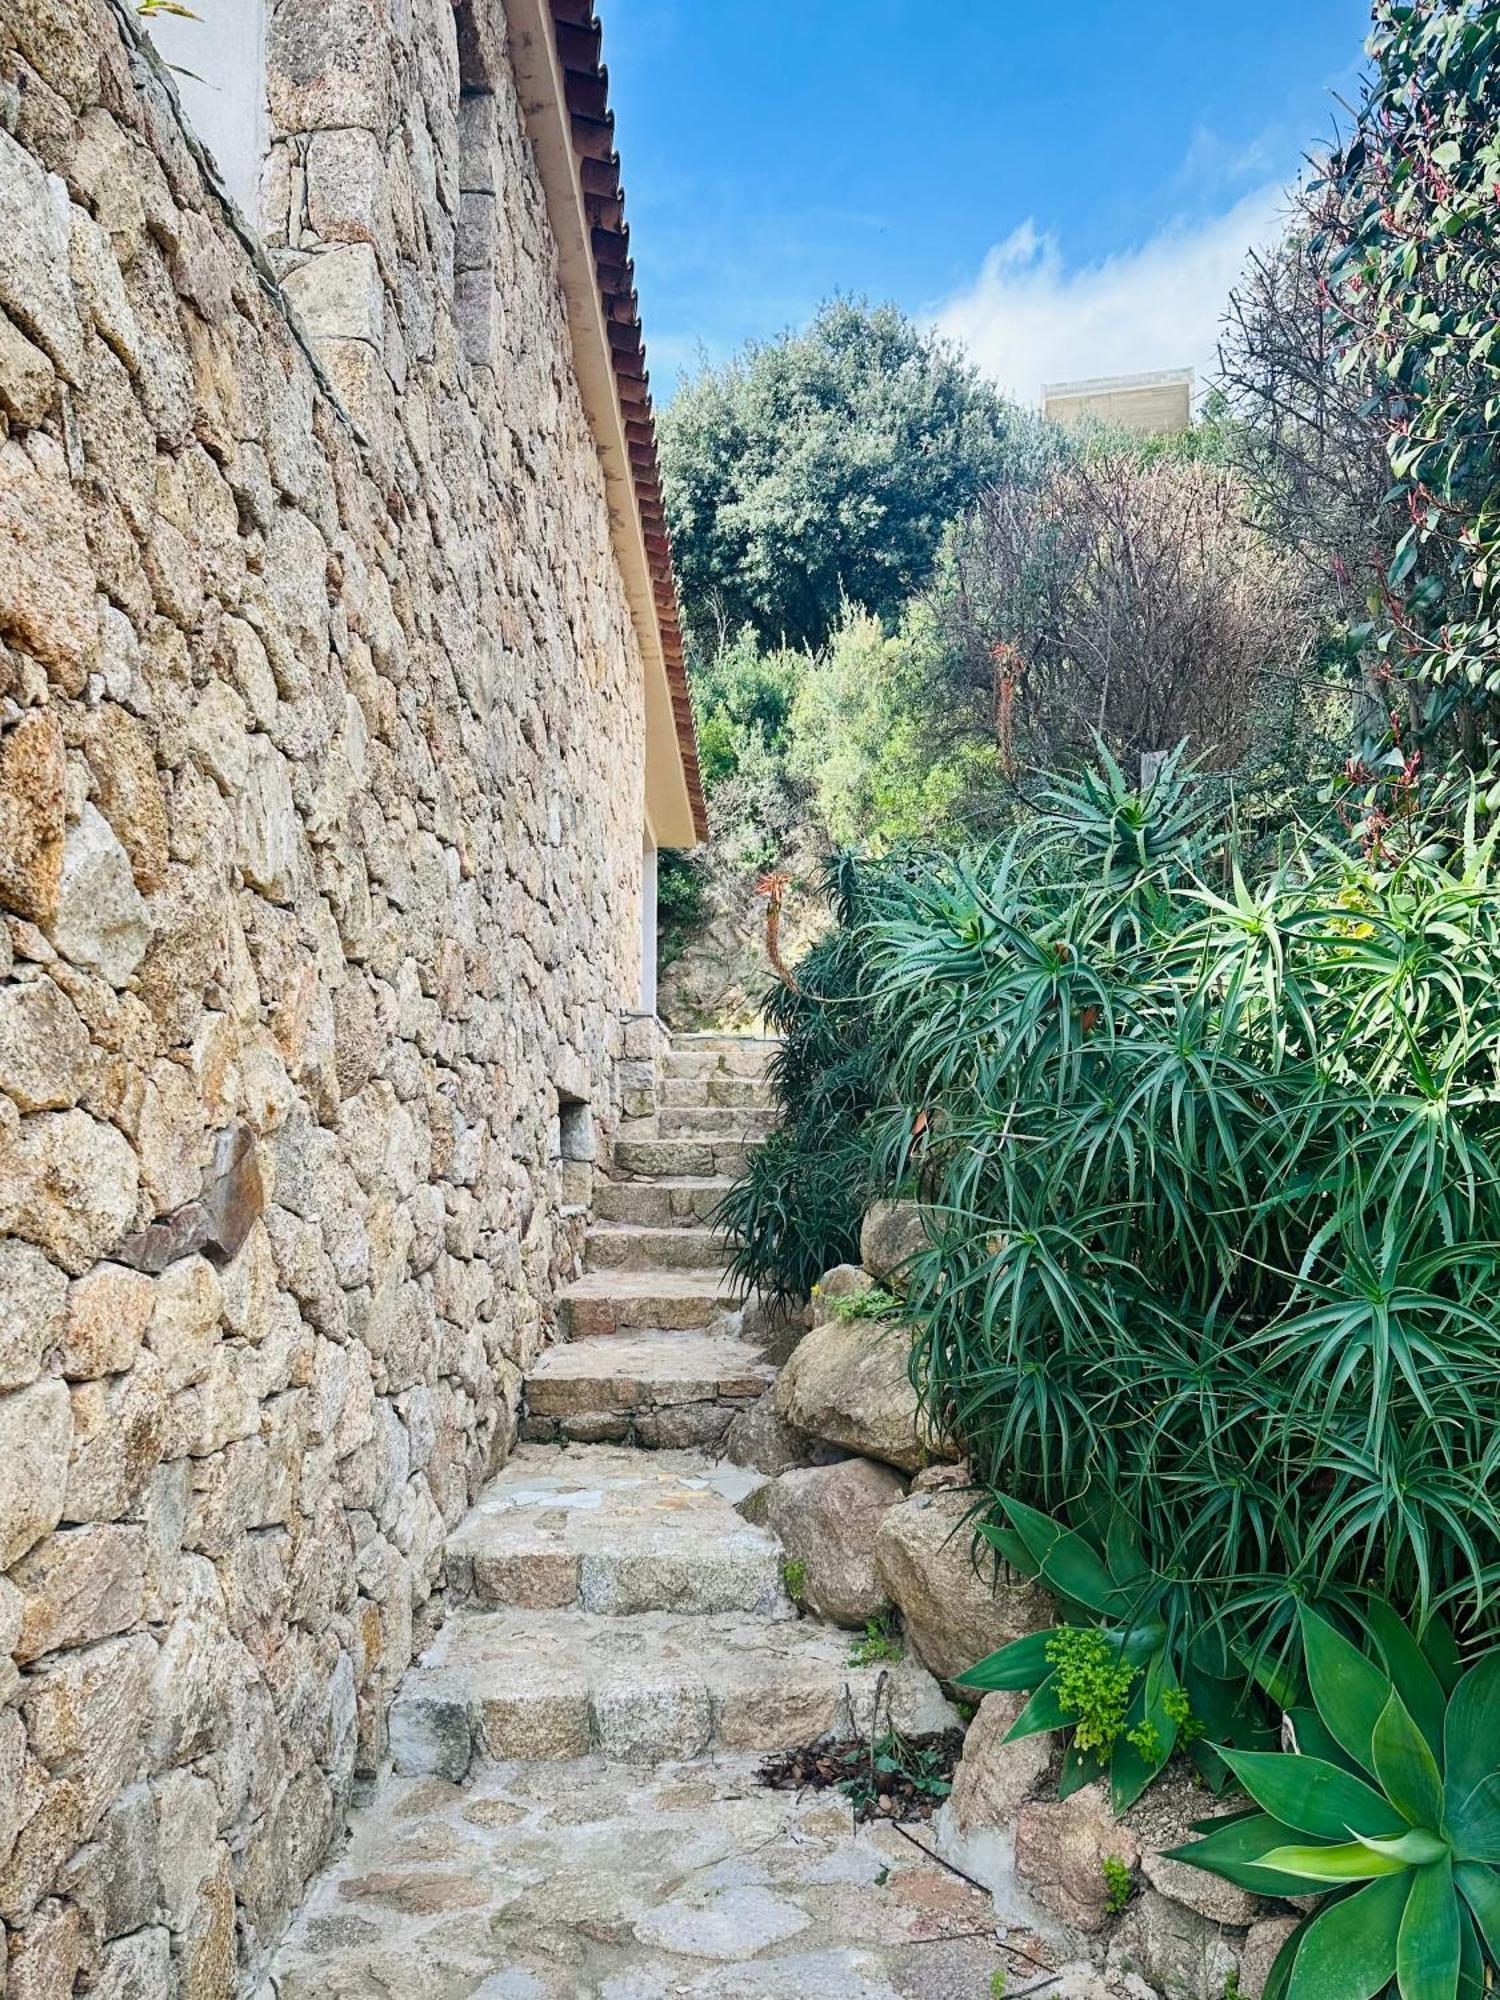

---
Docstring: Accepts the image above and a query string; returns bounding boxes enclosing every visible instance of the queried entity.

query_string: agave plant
[956,1497,1273,1810]
[1172,1604,1500,1999]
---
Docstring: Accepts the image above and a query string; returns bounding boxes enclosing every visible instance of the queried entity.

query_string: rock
[0,1377,72,1567]
[237,737,302,902]
[116,1122,264,1274]
[144,1255,223,1390]
[1142,1845,1261,1929]
[724,1389,846,1478]
[95,1786,160,1939]
[944,1689,1053,1834]
[812,1264,872,1310]
[60,1264,154,1379]
[389,1689,473,1782]
[0,1240,66,1391]
[183,680,250,795]
[92,1929,173,2000]
[282,243,384,345]
[0,311,56,428]
[6,1895,91,2000]
[0,1108,140,1275]
[62,1361,165,1522]
[0,133,83,380]
[747,1459,907,1626]
[11,1522,148,1663]
[1110,1888,1241,1999]
[0,1705,26,1868]
[84,705,168,894]
[49,804,151,987]
[1239,1917,1300,1999]
[874,1487,1050,1681]
[0,977,92,1111]
[0,709,66,925]
[859,1200,929,1288]
[178,1845,236,2000]
[774,1311,955,1475]
[1013,1783,1142,1934]
[154,1767,219,1931]
[0,437,98,691]
[21,1632,153,1832]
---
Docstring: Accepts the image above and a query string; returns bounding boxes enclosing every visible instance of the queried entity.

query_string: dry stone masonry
[0,0,656,1986]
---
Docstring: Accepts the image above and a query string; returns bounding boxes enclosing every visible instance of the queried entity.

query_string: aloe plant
[1173,1604,1500,1999]
[957,1497,1273,1811]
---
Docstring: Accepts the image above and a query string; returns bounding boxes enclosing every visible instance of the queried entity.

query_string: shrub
[715,853,914,1305]
[1172,1602,1500,1999]
[1318,0,1500,762]
[862,752,1500,1654]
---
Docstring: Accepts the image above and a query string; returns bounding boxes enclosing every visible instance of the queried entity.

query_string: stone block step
[614,1135,765,1179]
[558,1267,738,1337]
[584,1222,727,1272]
[389,1607,958,1776]
[656,1104,779,1138]
[522,1332,773,1450]
[668,1033,779,1065]
[594,1175,730,1227]
[658,1074,775,1109]
[444,1443,786,1617]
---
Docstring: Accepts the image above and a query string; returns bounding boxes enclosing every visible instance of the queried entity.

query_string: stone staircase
[525,1033,781,1451]
[265,1031,1005,1998]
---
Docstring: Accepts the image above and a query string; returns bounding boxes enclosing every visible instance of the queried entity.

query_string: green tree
[660,298,1033,652]
[1319,0,1500,759]
[786,604,1000,850]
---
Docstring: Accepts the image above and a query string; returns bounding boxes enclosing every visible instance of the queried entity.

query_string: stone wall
[0,0,650,1989]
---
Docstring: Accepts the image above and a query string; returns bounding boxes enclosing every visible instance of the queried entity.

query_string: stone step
[614,1135,765,1179]
[655,1104,779,1138]
[594,1175,730,1227]
[558,1267,738,1337]
[444,1443,786,1617]
[522,1332,773,1450]
[668,1033,779,1062]
[584,1222,727,1272]
[389,1606,958,1777]
[658,1074,775,1109]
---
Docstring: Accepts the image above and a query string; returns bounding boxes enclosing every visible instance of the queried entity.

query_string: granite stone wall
[0,0,649,1988]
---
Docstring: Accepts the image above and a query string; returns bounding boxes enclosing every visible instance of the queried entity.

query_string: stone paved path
[266,1038,1067,1997]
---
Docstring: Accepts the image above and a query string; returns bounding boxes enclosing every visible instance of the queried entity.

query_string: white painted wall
[639,833,658,1017]
[145,0,269,224]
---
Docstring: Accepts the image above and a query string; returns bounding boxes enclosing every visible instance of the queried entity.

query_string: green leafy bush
[1173,1603,1500,2000]
[869,752,1500,1649]
[715,853,915,1305]
[1320,0,1500,758]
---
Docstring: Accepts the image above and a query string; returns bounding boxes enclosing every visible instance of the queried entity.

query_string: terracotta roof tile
[548,1,705,841]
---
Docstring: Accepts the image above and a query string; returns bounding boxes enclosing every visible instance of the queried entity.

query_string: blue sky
[602,1,1372,405]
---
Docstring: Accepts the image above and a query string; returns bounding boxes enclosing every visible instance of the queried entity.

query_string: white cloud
[932,183,1289,408]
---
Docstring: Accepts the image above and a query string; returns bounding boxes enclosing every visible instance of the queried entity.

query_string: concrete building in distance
[1042,367,1194,436]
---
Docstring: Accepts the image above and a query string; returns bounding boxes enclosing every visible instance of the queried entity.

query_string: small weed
[1220,1975,1241,2000]
[780,1558,807,1604]
[1101,1854,1134,1916]
[848,1613,903,1666]
[840,1728,953,1816]
[831,1285,902,1322]
[989,1972,1008,1998]
[954,1699,975,1725]
[1046,1627,1138,1754]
